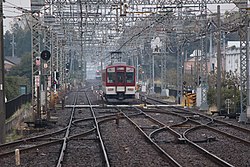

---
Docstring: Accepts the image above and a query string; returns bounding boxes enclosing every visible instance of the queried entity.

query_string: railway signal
[40,50,51,61]
[65,63,70,73]
[66,63,70,69]
[53,71,60,89]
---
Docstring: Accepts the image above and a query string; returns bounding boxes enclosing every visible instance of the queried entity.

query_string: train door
[125,67,136,96]
[116,67,125,98]
[125,67,135,86]
[106,67,116,95]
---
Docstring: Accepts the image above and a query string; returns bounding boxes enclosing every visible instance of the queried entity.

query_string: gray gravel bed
[146,112,186,126]
[0,144,61,167]
[100,119,172,167]
[63,138,103,167]
[210,123,250,141]
[186,127,250,166]
[154,130,220,167]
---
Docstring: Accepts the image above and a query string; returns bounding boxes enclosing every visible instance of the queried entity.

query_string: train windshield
[107,72,116,83]
[117,72,125,83]
[126,72,134,83]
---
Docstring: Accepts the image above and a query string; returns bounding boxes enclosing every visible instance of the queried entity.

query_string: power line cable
[116,12,171,52]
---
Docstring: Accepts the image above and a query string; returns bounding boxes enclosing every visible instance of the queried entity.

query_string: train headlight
[127,88,134,91]
[108,88,114,91]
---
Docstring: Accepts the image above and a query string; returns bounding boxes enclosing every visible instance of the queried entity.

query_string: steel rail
[0,127,67,147]
[85,92,111,167]
[183,125,236,167]
[170,106,250,141]
[185,123,250,145]
[134,106,235,166]
[0,139,63,158]
[213,119,250,133]
[56,92,78,167]
[117,107,182,167]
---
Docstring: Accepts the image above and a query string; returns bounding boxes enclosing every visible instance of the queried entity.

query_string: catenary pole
[216,5,222,114]
[0,0,6,144]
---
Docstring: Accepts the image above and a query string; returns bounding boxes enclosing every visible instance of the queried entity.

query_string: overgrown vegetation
[5,53,31,100]
[4,22,31,100]
[5,76,30,100]
[207,70,241,112]
[7,53,32,79]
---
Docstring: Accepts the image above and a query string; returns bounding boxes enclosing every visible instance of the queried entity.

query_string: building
[4,56,21,71]
[184,41,241,76]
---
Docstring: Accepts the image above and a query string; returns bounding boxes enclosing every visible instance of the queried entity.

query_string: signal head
[41,50,51,61]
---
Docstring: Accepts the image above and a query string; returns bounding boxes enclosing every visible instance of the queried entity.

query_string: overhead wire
[4,1,31,14]
[115,13,170,52]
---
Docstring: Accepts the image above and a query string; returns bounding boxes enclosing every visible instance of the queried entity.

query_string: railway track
[124,107,234,166]
[184,126,250,166]
[141,94,250,166]
[56,90,109,167]
[98,107,175,167]
[0,85,107,166]
[1,83,249,166]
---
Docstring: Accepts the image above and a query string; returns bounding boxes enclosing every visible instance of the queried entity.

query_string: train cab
[102,63,136,102]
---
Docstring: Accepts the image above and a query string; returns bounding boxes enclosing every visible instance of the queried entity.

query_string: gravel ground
[3,80,250,166]
[186,126,250,166]
[100,118,173,167]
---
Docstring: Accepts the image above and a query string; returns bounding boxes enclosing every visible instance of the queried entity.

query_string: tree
[207,70,240,113]
[4,18,32,100]
[5,53,32,99]
[4,21,31,57]
[7,53,32,79]
[5,76,29,100]
[3,30,12,57]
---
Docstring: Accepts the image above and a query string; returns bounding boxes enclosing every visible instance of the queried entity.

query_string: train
[96,69,101,79]
[101,62,136,102]
[95,64,102,79]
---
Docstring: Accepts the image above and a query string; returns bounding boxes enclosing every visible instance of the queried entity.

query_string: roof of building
[4,56,21,65]
[227,41,240,48]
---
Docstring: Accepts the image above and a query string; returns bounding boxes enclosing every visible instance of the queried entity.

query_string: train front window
[117,72,125,83]
[107,72,115,83]
[126,72,134,83]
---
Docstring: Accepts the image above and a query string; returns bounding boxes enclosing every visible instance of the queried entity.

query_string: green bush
[207,71,240,112]
[5,76,30,100]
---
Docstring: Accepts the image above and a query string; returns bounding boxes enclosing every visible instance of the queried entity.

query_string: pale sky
[3,0,30,31]
[2,1,237,32]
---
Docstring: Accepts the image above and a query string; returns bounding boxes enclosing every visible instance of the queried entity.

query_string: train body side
[101,64,136,102]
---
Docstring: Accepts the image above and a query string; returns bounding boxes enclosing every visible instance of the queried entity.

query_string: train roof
[105,62,135,69]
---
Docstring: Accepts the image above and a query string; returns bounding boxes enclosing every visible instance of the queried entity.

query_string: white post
[15,149,20,166]
[136,56,139,83]
[152,54,155,94]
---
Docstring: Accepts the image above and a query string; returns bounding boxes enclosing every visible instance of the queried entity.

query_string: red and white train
[101,63,136,102]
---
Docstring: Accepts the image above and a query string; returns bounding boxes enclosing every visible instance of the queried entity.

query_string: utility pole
[216,5,222,114]
[10,33,15,57]
[0,0,6,144]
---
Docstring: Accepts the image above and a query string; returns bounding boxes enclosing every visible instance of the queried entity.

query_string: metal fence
[5,94,32,119]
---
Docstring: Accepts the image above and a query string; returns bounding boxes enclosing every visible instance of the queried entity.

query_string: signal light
[35,57,40,66]
[52,80,60,89]
[41,50,51,61]
[66,63,70,69]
